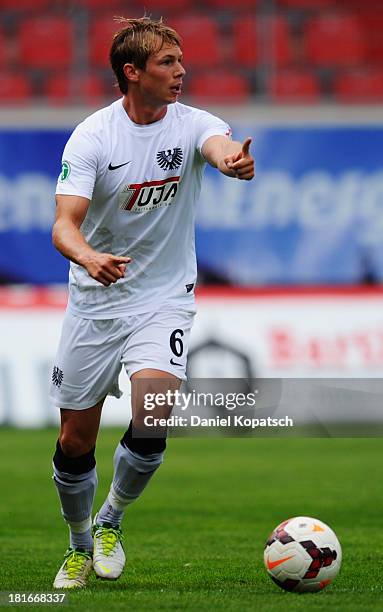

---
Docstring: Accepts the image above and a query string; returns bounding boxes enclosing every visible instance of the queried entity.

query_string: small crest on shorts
[52,365,64,387]
[156,148,183,171]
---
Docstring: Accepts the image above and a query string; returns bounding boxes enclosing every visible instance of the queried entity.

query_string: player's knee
[53,439,96,474]
[58,432,95,459]
[121,421,167,456]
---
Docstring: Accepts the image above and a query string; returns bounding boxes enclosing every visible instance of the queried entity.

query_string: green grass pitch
[1,429,383,611]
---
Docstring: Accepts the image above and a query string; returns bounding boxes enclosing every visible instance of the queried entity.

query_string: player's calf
[52,440,97,588]
[93,424,166,580]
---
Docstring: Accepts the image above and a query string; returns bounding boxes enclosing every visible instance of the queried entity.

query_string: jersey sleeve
[55,121,101,200]
[194,110,232,155]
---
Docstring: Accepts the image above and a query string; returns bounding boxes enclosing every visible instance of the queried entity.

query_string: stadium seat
[89,17,124,68]
[44,74,106,104]
[341,0,381,6]
[79,0,195,9]
[205,0,257,8]
[234,16,294,68]
[0,27,8,68]
[360,12,383,64]
[305,14,365,67]
[276,0,333,8]
[0,0,51,9]
[170,17,223,68]
[0,72,32,103]
[188,70,251,102]
[268,69,320,101]
[76,0,125,7]
[333,69,383,101]
[124,0,195,10]
[233,17,258,67]
[268,16,294,67]
[18,17,74,69]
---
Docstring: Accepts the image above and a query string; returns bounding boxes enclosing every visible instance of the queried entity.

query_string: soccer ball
[264,516,342,593]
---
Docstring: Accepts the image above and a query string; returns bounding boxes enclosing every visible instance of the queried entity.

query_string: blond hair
[110,17,181,94]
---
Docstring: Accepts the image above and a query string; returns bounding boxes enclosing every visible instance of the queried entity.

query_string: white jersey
[56,99,230,318]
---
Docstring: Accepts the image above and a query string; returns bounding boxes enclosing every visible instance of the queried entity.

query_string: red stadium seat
[234,16,294,68]
[0,28,8,68]
[188,70,251,102]
[233,17,258,67]
[340,0,381,6]
[206,0,257,8]
[0,0,51,9]
[360,12,383,64]
[0,72,32,103]
[126,0,195,10]
[170,17,223,68]
[276,0,333,8]
[89,17,124,68]
[79,0,194,9]
[268,69,320,101]
[18,17,73,69]
[44,74,106,104]
[76,0,125,7]
[268,16,294,67]
[305,14,365,67]
[333,69,383,101]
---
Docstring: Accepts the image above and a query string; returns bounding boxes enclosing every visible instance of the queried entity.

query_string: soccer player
[50,17,254,589]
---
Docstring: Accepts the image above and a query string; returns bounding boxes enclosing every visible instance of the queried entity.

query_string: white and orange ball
[264,516,342,593]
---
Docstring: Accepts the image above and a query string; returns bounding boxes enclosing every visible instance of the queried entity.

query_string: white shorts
[49,306,196,410]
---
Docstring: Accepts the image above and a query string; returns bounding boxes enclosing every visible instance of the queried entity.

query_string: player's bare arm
[202,135,255,181]
[53,195,131,287]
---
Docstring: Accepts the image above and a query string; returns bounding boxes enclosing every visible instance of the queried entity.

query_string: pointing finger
[241,137,252,156]
[112,255,132,264]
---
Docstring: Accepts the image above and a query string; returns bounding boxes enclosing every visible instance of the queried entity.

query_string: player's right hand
[84,253,132,286]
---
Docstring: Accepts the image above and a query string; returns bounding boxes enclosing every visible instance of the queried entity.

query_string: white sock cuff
[67,517,92,533]
[109,485,129,511]
[123,446,164,473]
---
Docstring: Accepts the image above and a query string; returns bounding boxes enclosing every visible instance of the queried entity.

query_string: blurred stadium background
[1,0,383,426]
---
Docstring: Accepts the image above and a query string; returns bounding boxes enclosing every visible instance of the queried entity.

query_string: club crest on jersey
[119,177,180,213]
[156,148,183,171]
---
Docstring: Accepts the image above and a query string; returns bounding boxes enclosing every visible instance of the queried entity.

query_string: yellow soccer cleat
[53,548,93,589]
[92,514,125,580]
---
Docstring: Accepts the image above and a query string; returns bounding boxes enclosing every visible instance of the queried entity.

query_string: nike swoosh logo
[97,563,112,573]
[170,358,183,366]
[108,161,132,170]
[266,555,294,570]
[313,523,325,532]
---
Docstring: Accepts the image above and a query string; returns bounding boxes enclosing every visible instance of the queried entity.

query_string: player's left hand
[224,137,255,180]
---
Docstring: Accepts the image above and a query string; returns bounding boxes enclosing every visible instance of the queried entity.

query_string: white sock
[97,443,164,527]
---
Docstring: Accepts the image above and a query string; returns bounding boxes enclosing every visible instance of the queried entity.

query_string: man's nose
[176,63,186,77]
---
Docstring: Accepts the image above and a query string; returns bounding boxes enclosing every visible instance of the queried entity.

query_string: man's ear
[123,63,140,83]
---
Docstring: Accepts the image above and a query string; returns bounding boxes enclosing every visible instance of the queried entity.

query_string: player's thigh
[59,398,104,455]
[130,368,181,431]
[123,307,195,432]
[50,312,126,410]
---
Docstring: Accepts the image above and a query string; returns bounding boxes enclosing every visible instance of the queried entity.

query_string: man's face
[137,43,186,105]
